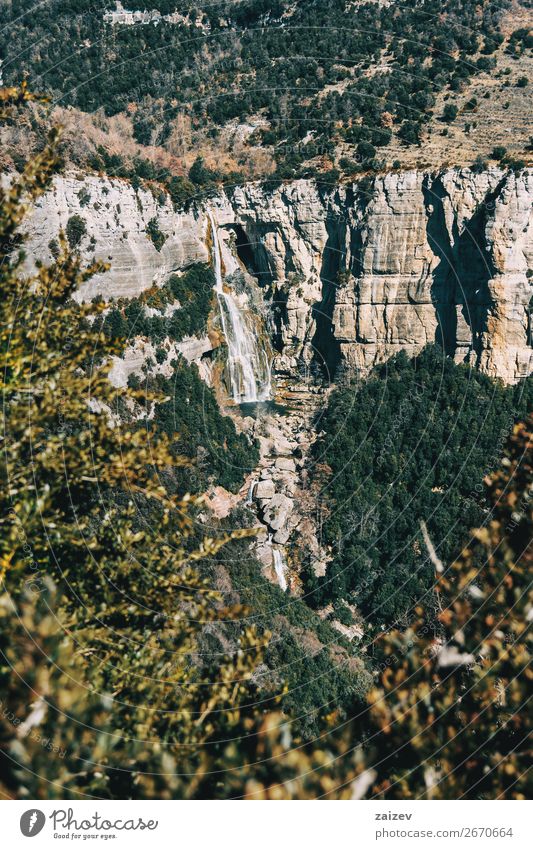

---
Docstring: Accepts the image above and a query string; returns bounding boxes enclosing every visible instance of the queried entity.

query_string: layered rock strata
[22,167,532,383]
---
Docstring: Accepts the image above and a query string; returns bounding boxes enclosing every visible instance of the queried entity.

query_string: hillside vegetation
[304,347,532,628]
[2,0,530,183]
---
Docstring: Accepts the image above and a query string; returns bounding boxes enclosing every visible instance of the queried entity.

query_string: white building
[103,2,163,26]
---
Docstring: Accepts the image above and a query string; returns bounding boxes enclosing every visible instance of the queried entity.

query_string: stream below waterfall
[237,379,332,593]
[272,547,288,592]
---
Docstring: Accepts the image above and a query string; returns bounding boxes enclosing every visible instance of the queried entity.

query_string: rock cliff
[22,167,532,383]
[21,174,208,300]
[217,169,532,384]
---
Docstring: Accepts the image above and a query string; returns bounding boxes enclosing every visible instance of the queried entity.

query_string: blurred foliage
[0,80,50,121]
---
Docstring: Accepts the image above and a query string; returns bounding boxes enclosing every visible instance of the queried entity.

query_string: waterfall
[208,210,271,403]
[245,479,256,505]
[272,549,288,592]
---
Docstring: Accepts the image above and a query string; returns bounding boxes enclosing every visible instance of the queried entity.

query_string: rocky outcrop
[107,333,213,389]
[22,174,207,301]
[22,167,533,383]
[216,169,532,384]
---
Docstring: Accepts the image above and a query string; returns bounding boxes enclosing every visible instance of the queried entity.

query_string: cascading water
[208,210,271,404]
[272,548,288,592]
[245,479,256,505]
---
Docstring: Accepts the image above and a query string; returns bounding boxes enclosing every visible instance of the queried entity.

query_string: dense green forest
[304,346,532,628]
[148,359,259,493]
[1,0,511,176]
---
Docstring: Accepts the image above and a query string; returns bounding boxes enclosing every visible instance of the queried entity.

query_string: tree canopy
[303,347,532,628]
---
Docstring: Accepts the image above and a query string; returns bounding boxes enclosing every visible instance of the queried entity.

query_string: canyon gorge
[21,166,533,595]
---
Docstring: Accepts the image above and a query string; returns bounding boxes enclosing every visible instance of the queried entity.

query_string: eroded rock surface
[22,168,532,383]
[215,169,532,383]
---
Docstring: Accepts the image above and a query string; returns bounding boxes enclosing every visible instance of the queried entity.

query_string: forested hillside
[304,347,532,628]
[2,0,528,180]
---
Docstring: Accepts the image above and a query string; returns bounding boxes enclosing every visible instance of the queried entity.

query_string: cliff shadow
[311,213,344,381]
[223,221,285,353]
[455,183,501,363]
[423,175,502,364]
[227,223,263,278]
[423,175,458,356]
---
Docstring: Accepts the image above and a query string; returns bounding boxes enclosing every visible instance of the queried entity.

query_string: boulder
[262,493,293,532]
[275,457,296,472]
[273,526,291,544]
[254,479,275,500]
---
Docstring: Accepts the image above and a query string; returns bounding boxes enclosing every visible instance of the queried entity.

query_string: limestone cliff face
[22,167,532,383]
[216,169,532,383]
[22,174,208,300]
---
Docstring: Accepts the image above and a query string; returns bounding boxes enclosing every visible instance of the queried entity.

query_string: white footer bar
[3,799,531,848]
